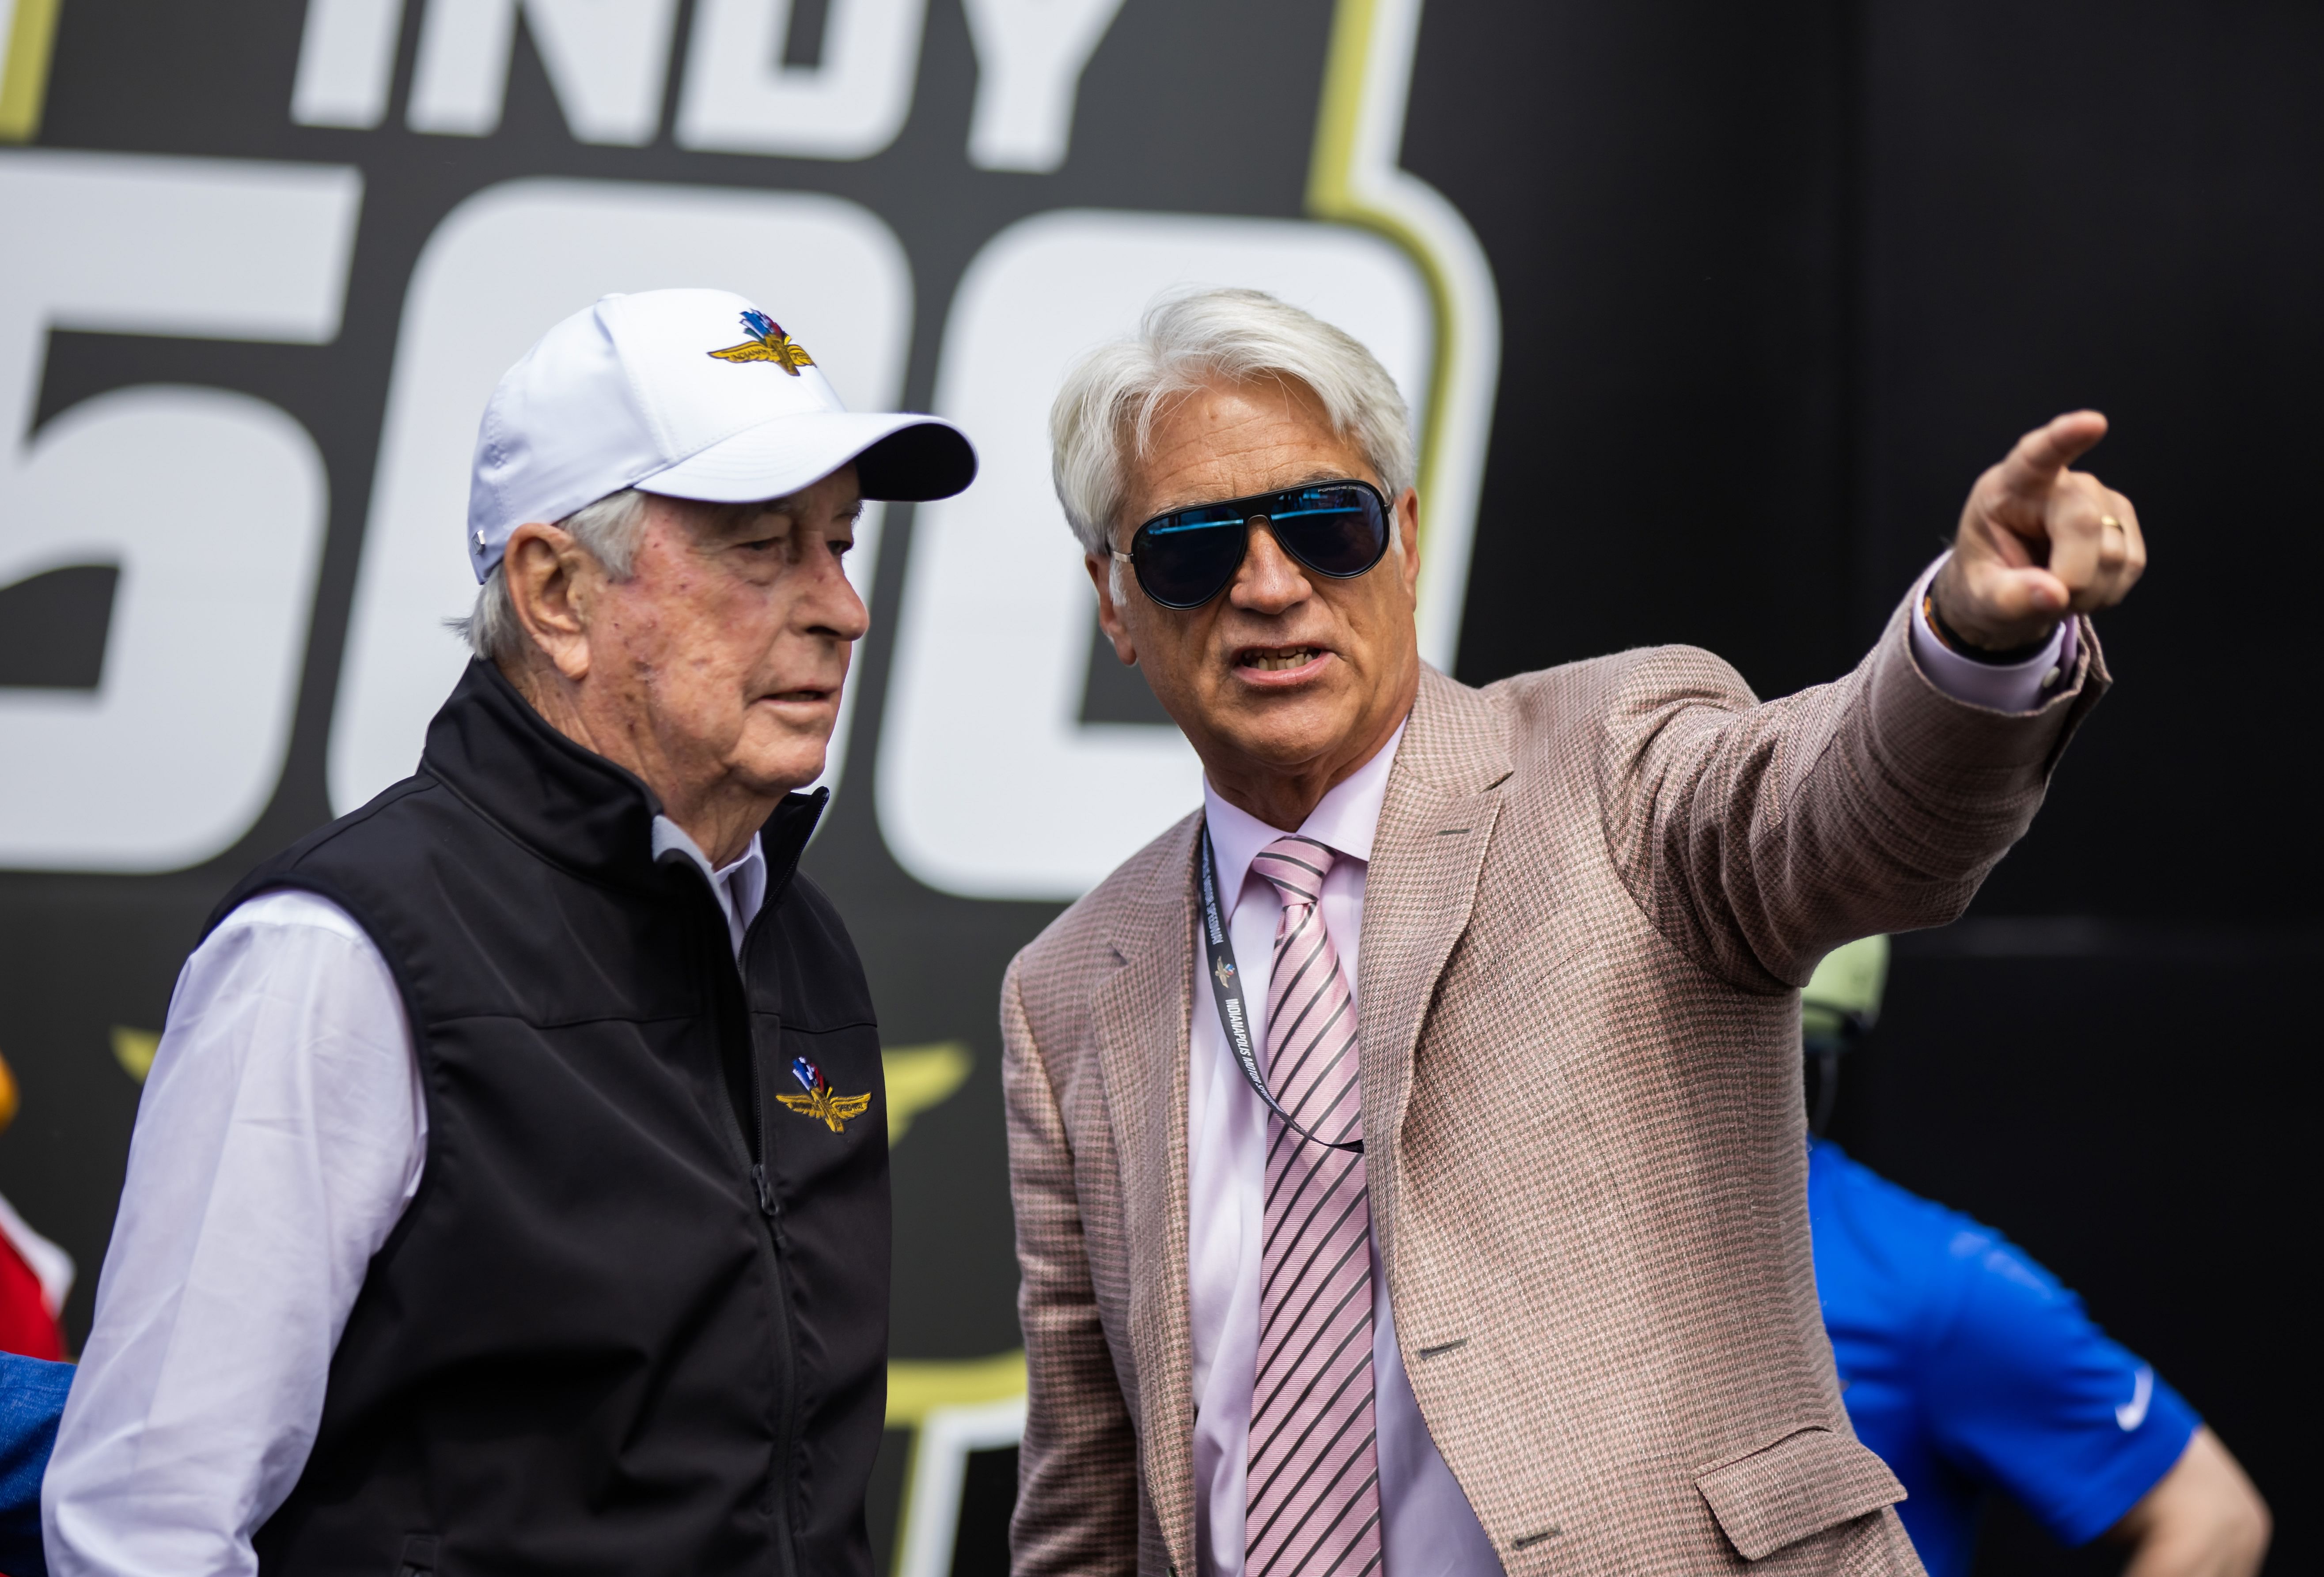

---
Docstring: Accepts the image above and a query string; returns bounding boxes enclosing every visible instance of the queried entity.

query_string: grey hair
[1049,287,1417,563]
[451,488,652,663]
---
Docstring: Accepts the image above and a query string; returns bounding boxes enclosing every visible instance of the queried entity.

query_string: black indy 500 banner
[0,0,1496,1566]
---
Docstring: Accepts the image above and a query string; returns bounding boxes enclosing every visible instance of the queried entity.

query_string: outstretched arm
[1599,412,2144,987]
[2111,1428,2271,1577]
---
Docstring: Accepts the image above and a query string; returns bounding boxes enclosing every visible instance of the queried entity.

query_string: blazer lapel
[1091,812,1201,1573]
[1358,668,1513,1268]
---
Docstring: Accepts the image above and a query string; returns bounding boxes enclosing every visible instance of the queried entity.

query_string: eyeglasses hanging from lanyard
[1197,824,1364,1155]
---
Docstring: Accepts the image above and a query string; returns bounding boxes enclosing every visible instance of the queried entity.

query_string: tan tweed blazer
[1002,595,2107,1575]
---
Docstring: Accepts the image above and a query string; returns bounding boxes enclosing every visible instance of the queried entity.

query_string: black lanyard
[1197,824,1364,1155]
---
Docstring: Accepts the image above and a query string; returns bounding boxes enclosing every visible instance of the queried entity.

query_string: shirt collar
[651,818,769,928]
[425,658,826,903]
[1201,720,1407,918]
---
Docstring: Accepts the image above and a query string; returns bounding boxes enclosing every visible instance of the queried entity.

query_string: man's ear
[504,523,596,682]
[1393,486,1423,604]
[1085,553,1139,666]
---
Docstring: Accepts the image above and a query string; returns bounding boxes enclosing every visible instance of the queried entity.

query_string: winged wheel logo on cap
[708,310,816,375]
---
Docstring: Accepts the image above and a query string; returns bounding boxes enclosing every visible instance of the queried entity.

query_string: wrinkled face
[585,466,868,801]
[1089,378,1422,791]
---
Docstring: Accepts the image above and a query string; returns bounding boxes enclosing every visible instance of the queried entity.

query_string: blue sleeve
[0,1353,73,1577]
[1919,1229,2199,1547]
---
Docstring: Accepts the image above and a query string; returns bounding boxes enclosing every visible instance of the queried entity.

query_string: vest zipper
[751,1159,788,1251]
[734,944,802,1577]
[680,860,802,1577]
[745,1055,800,1577]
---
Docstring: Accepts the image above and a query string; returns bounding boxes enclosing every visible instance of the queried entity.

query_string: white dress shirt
[43,821,765,1577]
[1185,559,2068,1577]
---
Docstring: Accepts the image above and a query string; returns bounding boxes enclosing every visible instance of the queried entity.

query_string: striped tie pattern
[1246,835,1382,1577]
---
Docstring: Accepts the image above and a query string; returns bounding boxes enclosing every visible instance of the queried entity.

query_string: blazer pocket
[1694,1426,1904,1561]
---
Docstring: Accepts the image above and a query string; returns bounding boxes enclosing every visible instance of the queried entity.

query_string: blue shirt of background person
[1798,936,2266,1577]
[1,1351,72,1577]
[1808,1136,2197,1577]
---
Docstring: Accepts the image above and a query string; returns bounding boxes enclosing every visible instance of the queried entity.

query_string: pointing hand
[1931,411,2147,652]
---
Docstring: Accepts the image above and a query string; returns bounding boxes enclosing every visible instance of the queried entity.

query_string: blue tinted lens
[1133,508,1247,607]
[1267,485,1388,578]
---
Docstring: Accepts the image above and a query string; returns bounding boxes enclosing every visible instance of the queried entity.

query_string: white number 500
[0,150,360,873]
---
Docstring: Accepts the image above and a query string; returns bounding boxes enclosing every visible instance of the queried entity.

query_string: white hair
[451,488,652,663]
[1049,288,1417,564]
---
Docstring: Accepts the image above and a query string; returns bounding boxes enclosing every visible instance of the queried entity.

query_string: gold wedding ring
[2100,514,2123,530]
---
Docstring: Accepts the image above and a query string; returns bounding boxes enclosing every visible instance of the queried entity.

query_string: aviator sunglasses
[1114,480,1394,609]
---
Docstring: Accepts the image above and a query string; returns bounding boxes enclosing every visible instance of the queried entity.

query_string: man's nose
[800,541,871,643]
[1228,519,1310,613]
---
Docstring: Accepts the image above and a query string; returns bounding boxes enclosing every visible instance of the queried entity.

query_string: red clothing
[0,1236,63,1361]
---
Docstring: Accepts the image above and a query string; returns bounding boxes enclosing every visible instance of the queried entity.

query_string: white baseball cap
[465,287,976,582]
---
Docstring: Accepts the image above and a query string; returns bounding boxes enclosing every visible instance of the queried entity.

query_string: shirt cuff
[1907,554,2077,714]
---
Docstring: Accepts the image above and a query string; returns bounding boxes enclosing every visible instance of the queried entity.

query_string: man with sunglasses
[1003,288,2146,1577]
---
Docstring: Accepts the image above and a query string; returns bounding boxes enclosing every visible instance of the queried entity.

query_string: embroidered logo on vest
[777,1055,872,1133]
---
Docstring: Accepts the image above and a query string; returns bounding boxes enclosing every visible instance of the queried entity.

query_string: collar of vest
[419,658,827,898]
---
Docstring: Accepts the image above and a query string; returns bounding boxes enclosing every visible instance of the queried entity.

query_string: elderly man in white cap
[44,290,975,1577]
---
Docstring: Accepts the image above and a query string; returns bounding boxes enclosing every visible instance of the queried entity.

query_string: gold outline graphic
[1308,0,1502,669]
[0,0,63,142]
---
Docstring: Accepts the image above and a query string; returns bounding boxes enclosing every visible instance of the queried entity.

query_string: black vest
[218,660,889,1577]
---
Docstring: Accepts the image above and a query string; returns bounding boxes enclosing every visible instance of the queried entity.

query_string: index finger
[1997,410,2109,499]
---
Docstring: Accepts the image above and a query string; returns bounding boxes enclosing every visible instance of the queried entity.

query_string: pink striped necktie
[1245,834,1383,1577]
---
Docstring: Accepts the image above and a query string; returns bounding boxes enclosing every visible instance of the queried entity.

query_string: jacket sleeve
[1001,958,1139,1577]
[1593,584,2108,991]
[1,1353,72,1577]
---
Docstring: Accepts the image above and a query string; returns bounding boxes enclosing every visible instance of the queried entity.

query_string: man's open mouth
[1238,647,1324,672]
